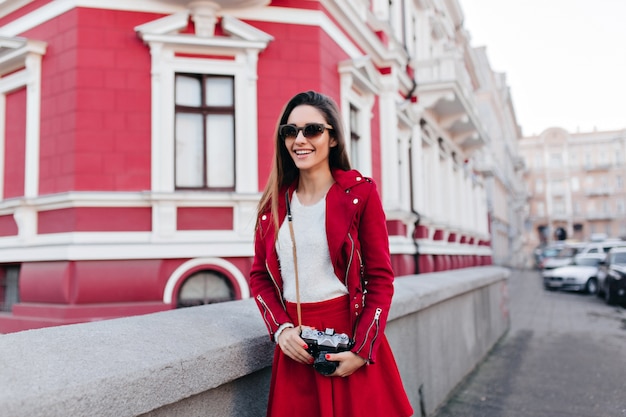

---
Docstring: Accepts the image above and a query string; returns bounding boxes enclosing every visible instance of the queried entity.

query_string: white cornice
[0,0,183,37]
[0,0,32,19]
[231,6,362,59]
[134,10,189,35]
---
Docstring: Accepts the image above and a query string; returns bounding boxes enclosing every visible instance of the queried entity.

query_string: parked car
[533,243,565,269]
[542,255,602,294]
[540,242,588,271]
[597,247,626,306]
[575,239,626,259]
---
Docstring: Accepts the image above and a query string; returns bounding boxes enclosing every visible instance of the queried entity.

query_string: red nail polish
[325,354,331,360]
[303,344,308,349]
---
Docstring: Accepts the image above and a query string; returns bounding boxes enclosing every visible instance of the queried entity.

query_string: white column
[411,124,425,213]
[0,93,5,199]
[24,53,42,198]
[235,50,259,194]
[379,75,400,210]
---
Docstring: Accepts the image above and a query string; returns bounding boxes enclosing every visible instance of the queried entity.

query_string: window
[551,179,565,194]
[571,176,579,191]
[0,38,46,199]
[175,74,235,190]
[0,266,20,312]
[617,199,625,215]
[600,176,609,188]
[601,200,609,214]
[552,198,565,214]
[136,14,272,195]
[535,179,544,193]
[573,201,581,214]
[616,175,623,189]
[177,270,234,307]
[600,150,609,165]
[549,153,563,168]
[349,104,361,169]
[536,201,545,217]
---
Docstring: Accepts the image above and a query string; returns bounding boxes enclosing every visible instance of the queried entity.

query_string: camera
[300,327,355,375]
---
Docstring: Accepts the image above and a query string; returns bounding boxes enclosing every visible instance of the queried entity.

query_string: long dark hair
[256,91,351,233]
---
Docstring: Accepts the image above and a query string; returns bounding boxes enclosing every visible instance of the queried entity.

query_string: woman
[250,90,413,417]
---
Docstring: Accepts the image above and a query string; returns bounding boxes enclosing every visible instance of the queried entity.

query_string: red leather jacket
[250,169,394,363]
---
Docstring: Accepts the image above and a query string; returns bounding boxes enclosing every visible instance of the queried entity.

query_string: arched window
[177,270,234,308]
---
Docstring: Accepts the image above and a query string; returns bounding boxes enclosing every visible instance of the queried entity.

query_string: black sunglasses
[279,123,333,140]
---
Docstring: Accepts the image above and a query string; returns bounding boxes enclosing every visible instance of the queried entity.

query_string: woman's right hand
[277,327,314,365]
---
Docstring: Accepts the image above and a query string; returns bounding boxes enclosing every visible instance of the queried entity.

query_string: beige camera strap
[285,191,303,332]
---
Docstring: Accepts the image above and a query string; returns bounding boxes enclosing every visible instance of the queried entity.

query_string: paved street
[432,268,626,417]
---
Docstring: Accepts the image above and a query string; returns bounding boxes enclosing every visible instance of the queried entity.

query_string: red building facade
[0,0,492,333]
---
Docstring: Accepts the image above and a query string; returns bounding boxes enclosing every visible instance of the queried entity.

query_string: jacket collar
[331,168,366,190]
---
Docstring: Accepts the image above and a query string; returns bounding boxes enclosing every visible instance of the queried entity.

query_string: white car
[542,256,602,294]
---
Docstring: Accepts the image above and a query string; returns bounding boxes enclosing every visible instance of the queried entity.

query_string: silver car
[543,256,602,294]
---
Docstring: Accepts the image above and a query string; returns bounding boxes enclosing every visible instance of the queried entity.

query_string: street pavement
[432,268,626,417]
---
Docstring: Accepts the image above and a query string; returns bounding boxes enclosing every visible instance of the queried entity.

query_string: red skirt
[266,295,414,417]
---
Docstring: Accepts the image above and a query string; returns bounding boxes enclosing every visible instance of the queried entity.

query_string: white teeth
[295,150,312,155]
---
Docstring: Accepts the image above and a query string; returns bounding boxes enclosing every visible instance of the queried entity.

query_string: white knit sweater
[276,191,349,303]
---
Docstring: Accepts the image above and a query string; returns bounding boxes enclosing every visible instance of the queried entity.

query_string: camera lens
[313,352,338,376]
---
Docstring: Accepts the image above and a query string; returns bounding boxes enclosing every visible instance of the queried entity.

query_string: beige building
[519,127,626,254]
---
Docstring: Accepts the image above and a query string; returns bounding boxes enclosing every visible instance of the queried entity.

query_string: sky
[459,0,626,137]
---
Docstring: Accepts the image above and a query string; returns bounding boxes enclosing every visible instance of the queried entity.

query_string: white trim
[24,51,42,198]
[0,0,34,20]
[341,86,374,177]
[0,93,4,199]
[134,11,189,35]
[0,236,255,263]
[0,0,183,37]
[0,69,27,92]
[137,15,270,241]
[163,257,250,304]
[232,6,361,59]
[0,2,358,63]
[0,37,46,202]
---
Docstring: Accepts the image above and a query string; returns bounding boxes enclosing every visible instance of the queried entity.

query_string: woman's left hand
[325,352,367,377]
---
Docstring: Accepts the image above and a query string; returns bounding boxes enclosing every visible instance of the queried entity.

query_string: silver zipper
[265,260,286,310]
[345,233,355,286]
[256,294,280,329]
[356,307,383,358]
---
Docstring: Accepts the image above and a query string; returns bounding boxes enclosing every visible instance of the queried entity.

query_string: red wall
[177,207,234,231]
[38,207,152,233]
[253,18,350,190]
[23,8,161,195]
[0,215,17,236]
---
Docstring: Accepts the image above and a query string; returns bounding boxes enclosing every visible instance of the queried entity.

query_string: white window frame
[0,37,46,200]
[136,13,272,194]
[344,92,373,174]
[339,57,379,177]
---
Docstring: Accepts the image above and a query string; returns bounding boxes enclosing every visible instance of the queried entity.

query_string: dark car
[597,247,626,306]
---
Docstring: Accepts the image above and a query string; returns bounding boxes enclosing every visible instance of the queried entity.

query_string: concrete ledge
[0,266,510,417]
[0,301,274,417]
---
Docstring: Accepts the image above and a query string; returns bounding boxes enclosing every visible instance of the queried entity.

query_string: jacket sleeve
[249,216,292,341]
[351,182,395,364]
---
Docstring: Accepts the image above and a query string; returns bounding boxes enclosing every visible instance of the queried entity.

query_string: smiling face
[284,105,337,175]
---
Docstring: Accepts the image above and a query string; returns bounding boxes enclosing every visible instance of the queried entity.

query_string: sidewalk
[432,268,626,417]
